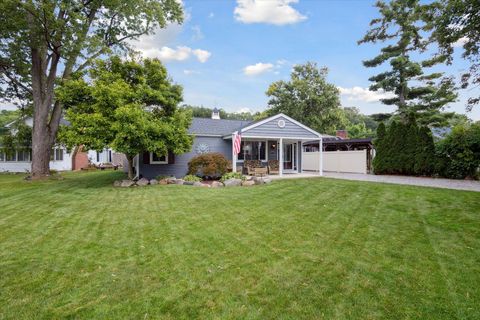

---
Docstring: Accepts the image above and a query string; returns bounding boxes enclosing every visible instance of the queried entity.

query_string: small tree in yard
[58,57,192,179]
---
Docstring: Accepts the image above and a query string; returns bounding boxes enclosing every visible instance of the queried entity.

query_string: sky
[2,0,479,120]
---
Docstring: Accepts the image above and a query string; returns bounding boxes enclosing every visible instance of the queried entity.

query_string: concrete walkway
[323,172,480,192]
[268,172,480,192]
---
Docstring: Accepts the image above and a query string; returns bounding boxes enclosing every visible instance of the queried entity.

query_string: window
[238,141,266,161]
[17,149,31,162]
[108,150,112,163]
[6,152,16,162]
[96,151,100,162]
[0,152,5,162]
[303,145,319,152]
[150,152,168,164]
[50,148,64,161]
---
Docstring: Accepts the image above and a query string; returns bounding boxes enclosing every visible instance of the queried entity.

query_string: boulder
[183,181,195,185]
[175,179,185,185]
[113,180,122,187]
[263,178,272,184]
[242,180,255,187]
[158,179,168,185]
[137,177,150,186]
[167,177,177,184]
[149,179,159,185]
[211,181,224,188]
[193,181,210,187]
[223,178,242,187]
[253,177,265,185]
[120,180,135,187]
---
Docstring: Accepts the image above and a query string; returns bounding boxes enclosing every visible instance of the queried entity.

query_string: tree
[414,126,435,175]
[432,0,480,111]
[341,107,378,138]
[0,0,183,179]
[265,62,345,134]
[58,56,192,179]
[359,0,457,126]
[372,122,387,173]
[0,110,20,136]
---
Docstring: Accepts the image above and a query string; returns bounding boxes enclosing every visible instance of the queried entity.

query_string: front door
[283,142,297,172]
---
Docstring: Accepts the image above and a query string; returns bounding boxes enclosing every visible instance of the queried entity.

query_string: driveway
[323,172,480,192]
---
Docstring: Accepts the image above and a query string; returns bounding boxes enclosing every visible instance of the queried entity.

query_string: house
[135,109,324,179]
[0,117,121,173]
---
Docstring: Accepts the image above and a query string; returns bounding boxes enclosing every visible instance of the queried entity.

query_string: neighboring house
[135,109,325,179]
[0,117,120,173]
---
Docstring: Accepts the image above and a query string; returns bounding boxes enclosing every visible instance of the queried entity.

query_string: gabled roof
[238,113,322,138]
[189,117,252,136]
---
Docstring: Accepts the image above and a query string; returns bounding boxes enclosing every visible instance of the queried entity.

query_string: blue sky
[1,0,478,120]
[130,0,479,120]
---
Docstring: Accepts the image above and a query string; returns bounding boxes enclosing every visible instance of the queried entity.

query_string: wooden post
[319,137,323,176]
[279,138,283,176]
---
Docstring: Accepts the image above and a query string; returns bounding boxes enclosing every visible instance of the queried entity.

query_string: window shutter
[143,152,150,164]
[168,151,175,164]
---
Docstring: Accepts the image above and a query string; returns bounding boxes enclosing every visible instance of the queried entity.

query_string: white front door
[283,142,297,172]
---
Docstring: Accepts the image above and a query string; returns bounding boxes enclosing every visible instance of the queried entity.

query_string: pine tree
[359,0,457,126]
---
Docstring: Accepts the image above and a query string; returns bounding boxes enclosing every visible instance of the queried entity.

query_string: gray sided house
[135,109,324,179]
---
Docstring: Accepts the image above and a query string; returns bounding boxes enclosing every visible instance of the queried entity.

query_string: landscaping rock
[137,177,150,186]
[149,179,158,185]
[253,177,265,185]
[211,181,224,188]
[242,180,255,186]
[223,178,242,187]
[193,181,210,187]
[263,178,272,184]
[167,177,177,184]
[158,179,168,185]
[183,181,195,185]
[175,179,185,185]
[120,180,135,187]
[113,180,122,187]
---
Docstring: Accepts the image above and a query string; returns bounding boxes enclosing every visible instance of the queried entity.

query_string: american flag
[233,132,242,155]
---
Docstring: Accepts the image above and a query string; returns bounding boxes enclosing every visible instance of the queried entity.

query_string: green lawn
[0,171,479,319]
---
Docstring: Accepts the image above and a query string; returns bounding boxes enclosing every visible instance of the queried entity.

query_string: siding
[242,116,319,139]
[0,149,72,172]
[139,136,232,179]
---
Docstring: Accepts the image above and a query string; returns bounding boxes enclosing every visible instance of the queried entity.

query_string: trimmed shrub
[220,172,245,182]
[188,152,230,178]
[183,174,202,182]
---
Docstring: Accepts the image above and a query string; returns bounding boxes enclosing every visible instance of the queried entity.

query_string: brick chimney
[336,130,348,139]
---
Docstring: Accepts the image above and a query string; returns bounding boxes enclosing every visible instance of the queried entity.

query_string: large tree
[0,0,183,179]
[266,62,345,134]
[58,56,193,179]
[432,0,480,111]
[359,0,457,126]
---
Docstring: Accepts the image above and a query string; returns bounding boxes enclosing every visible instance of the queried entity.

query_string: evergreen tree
[373,122,387,174]
[359,0,457,126]
[414,126,436,175]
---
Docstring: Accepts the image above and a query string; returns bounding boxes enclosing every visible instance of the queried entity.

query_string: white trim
[192,133,223,137]
[279,138,283,176]
[239,113,322,138]
[149,152,168,164]
[319,138,323,176]
[235,135,320,141]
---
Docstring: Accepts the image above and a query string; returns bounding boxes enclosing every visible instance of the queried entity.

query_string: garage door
[302,150,367,174]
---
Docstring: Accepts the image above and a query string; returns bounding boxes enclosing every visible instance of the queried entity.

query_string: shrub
[220,172,245,182]
[435,123,480,179]
[188,152,230,178]
[183,174,202,182]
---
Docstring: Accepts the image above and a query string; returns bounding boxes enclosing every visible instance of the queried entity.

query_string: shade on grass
[0,171,479,319]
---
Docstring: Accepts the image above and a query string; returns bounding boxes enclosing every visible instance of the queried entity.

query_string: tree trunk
[31,125,52,178]
[126,155,135,180]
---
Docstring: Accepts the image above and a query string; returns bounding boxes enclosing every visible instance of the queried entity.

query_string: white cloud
[192,49,211,63]
[238,107,252,113]
[338,86,396,103]
[234,0,307,25]
[140,46,211,63]
[183,69,200,75]
[191,25,204,41]
[208,12,215,18]
[243,62,274,76]
[453,36,469,48]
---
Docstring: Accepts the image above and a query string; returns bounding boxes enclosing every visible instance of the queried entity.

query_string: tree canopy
[359,0,457,126]
[266,62,345,134]
[58,56,192,179]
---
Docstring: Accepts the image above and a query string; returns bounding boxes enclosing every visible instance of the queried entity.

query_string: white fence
[302,150,367,174]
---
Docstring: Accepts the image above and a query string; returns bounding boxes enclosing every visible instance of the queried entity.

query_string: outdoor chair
[268,160,279,175]
[244,160,263,176]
